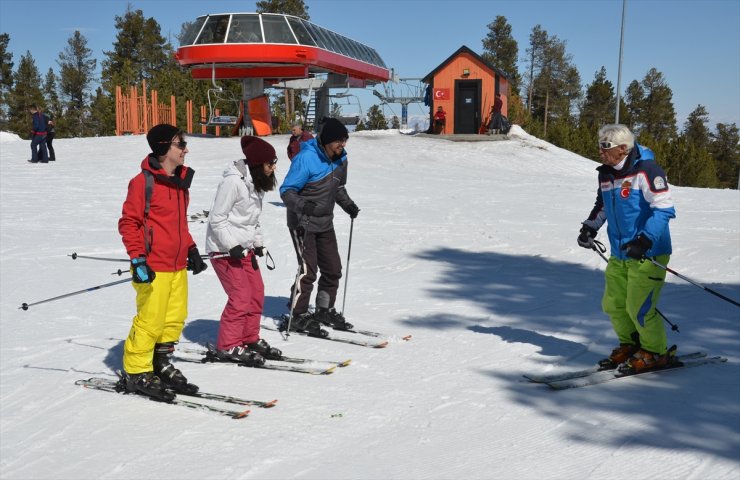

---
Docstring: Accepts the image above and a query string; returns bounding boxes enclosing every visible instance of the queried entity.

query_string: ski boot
[212,345,266,367]
[618,345,678,375]
[314,307,354,331]
[598,343,640,370]
[118,371,175,402]
[286,312,328,338]
[153,342,199,394]
[244,339,283,360]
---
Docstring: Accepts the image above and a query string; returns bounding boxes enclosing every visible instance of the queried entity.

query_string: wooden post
[201,106,207,135]
[129,85,139,135]
[170,95,177,127]
[186,100,193,134]
[215,108,221,136]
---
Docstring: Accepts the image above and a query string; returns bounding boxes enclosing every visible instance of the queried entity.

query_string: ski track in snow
[1,128,739,479]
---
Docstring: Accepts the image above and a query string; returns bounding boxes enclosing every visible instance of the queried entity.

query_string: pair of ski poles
[284,217,355,339]
[19,252,232,311]
[588,240,740,332]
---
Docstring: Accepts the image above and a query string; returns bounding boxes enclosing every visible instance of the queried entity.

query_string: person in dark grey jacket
[279,118,359,336]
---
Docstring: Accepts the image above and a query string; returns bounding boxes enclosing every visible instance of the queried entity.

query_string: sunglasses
[599,141,621,150]
[267,158,278,165]
[172,140,188,149]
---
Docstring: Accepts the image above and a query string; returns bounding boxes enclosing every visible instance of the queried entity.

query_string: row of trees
[481,16,739,189]
[0,3,737,188]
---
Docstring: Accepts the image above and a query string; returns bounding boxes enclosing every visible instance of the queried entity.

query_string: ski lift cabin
[175,13,390,135]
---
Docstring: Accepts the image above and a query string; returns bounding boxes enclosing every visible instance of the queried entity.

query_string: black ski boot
[315,307,354,331]
[153,342,199,394]
[245,339,283,360]
[118,371,175,402]
[211,345,266,366]
[289,312,328,338]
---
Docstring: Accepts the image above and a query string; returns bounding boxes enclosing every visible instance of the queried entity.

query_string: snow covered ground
[1,127,738,479]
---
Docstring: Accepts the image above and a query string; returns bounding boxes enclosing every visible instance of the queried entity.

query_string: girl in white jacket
[205,136,281,365]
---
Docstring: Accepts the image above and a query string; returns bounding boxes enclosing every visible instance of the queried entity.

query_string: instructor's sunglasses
[598,141,621,150]
[171,140,188,149]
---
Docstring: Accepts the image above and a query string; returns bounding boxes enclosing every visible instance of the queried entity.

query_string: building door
[454,80,481,134]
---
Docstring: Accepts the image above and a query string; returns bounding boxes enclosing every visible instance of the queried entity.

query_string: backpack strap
[143,170,154,255]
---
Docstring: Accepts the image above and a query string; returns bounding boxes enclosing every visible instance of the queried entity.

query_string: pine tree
[580,67,615,130]
[639,68,676,142]
[6,51,44,137]
[0,33,14,129]
[41,68,62,134]
[683,105,711,150]
[623,80,644,132]
[481,16,520,95]
[364,104,388,130]
[58,30,96,137]
[711,123,740,188]
[525,25,548,113]
[256,0,310,19]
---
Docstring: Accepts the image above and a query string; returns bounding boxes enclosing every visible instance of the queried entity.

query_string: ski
[544,356,727,390]
[174,352,337,375]
[262,321,389,349]
[524,351,707,384]
[75,378,251,419]
[179,347,351,368]
[341,328,412,341]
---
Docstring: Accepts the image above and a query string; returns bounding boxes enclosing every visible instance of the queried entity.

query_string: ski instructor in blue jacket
[577,124,676,374]
[280,117,360,335]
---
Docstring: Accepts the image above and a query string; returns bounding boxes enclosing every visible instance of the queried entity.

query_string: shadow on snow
[404,246,740,461]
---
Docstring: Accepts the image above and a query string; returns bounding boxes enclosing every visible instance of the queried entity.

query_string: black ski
[174,348,337,375]
[524,351,706,384]
[543,356,727,390]
[75,377,251,419]
[179,347,351,368]
[265,317,389,348]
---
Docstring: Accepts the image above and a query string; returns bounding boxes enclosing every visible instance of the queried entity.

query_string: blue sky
[1,0,738,128]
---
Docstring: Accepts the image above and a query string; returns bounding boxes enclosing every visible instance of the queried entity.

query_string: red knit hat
[241,136,276,168]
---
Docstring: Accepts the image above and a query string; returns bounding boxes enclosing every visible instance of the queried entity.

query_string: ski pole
[590,241,679,332]
[20,277,133,310]
[646,258,740,308]
[340,217,355,315]
[285,218,311,340]
[69,252,129,262]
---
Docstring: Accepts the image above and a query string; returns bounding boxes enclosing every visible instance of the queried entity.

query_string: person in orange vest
[433,106,446,134]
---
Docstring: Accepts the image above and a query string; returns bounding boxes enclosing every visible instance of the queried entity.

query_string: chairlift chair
[201,64,240,126]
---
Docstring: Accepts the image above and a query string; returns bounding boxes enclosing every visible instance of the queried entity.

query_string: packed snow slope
[1,127,738,480]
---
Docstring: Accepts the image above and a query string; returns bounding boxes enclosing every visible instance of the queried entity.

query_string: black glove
[253,246,265,257]
[131,256,155,284]
[302,201,317,216]
[229,245,245,259]
[577,225,597,249]
[187,247,208,274]
[622,235,652,260]
[344,202,360,219]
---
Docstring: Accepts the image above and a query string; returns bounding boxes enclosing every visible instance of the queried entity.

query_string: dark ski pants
[31,135,48,162]
[289,227,342,315]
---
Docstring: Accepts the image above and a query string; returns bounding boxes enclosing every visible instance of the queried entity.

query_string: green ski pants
[602,255,670,354]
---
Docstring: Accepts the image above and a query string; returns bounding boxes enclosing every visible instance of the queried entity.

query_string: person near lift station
[279,118,360,336]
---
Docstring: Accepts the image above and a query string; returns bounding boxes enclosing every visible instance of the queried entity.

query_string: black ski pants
[289,227,342,316]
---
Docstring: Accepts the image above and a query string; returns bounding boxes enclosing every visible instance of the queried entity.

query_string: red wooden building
[422,46,510,134]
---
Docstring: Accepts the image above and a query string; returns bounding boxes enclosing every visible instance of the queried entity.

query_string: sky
[1,127,739,479]
[1,0,739,128]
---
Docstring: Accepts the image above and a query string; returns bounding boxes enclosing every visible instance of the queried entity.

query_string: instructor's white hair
[598,124,635,152]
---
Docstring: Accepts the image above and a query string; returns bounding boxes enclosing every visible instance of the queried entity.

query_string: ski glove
[577,225,597,249]
[229,245,246,259]
[302,201,317,216]
[253,246,265,257]
[344,202,360,219]
[187,247,208,274]
[622,235,652,260]
[131,256,155,284]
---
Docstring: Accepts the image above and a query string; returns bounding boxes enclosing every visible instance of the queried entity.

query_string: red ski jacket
[119,155,196,272]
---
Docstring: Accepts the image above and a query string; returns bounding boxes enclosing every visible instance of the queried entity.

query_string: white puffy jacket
[205,159,264,254]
